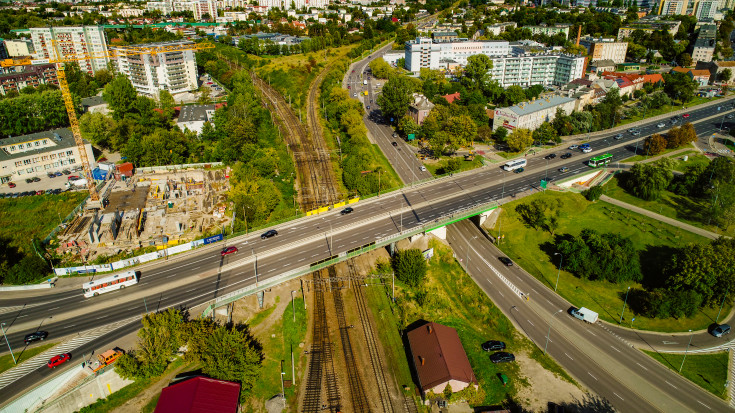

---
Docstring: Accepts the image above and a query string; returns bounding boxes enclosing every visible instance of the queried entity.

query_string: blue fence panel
[203,234,224,245]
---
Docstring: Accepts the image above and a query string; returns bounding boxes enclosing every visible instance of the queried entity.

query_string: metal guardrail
[200,200,499,317]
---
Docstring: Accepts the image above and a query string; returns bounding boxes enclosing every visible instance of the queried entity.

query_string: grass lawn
[368,143,403,197]
[643,350,729,400]
[0,192,86,254]
[423,155,485,176]
[491,191,728,332]
[390,240,576,405]
[248,295,307,408]
[0,343,55,375]
[670,151,711,173]
[621,147,685,163]
[602,175,733,237]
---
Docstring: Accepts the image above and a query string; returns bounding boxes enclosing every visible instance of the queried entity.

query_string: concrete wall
[39,368,134,413]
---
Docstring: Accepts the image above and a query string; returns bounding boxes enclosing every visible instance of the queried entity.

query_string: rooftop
[502,96,576,117]
[177,104,216,123]
[406,322,477,392]
[0,128,87,162]
[154,376,240,413]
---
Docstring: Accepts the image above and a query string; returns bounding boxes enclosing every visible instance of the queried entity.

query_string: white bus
[82,270,139,298]
[503,159,527,171]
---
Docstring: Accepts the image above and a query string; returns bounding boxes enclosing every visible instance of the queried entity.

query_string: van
[570,307,598,323]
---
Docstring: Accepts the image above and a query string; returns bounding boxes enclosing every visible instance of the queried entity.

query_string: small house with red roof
[154,376,240,413]
[441,92,461,104]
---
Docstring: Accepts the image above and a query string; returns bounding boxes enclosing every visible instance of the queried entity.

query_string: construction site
[55,166,233,261]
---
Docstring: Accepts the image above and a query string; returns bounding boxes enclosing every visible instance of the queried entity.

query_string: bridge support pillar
[428,226,446,240]
[387,242,397,257]
[476,208,500,227]
[408,233,423,243]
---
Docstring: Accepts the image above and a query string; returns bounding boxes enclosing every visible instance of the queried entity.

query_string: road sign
[408,133,415,140]
[540,180,547,189]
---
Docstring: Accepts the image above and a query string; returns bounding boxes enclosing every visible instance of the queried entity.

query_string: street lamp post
[620,286,631,324]
[545,310,563,354]
[679,329,694,373]
[0,323,16,365]
[553,252,563,292]
[716,286,730,324]
[291,290,297,323]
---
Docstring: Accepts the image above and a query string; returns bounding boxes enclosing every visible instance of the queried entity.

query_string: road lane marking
[62,325,75,329]
[587,330,597,336]
[613,392,624,400]
[636,362,648,371]
[186,288,197,293]
[497,291,504,297]
[49,307,60,311]
[588,372,598,381]
[527,320,534,327]
[564,352,573,360]
[665,380,678,389]
[697,401,711,410]
[609,345,621,353]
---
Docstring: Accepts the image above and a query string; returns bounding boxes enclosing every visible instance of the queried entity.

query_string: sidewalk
[599,195,721,240]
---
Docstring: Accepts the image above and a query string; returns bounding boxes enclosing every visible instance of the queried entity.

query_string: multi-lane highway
[2,80,735,408]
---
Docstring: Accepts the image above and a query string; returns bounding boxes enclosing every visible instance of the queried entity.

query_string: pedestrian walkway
[729,349,735,407]
[599,195,722,240]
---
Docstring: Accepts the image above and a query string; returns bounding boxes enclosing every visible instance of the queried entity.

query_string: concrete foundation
[427,226,447,240]
[38,368,133,413]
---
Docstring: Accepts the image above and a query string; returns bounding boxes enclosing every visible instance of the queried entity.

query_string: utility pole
[1,323,16,365]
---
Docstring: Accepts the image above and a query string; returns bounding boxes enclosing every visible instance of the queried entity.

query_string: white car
[568,145,579,150]
[582,147,592,153]
[420,166,427,172]
[657,122,666,128]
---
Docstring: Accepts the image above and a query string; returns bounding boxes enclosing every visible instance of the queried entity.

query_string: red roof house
[441,92,461,104]
[406,322,478,395]
[154,376,241,413]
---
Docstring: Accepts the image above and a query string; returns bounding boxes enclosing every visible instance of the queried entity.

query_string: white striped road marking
[665,381,678,389]
[613,392,624,400]
[610,345,621,353]
[588,372,598,380]
[697,401,711,410]
[564,352,573,360]
[636,362,648,371]
[527,320,534,327]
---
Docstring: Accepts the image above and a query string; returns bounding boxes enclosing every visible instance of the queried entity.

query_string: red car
[7,182,15,188]
[48,353,72,368]
[221,246,238,256]
[683,113,690,118]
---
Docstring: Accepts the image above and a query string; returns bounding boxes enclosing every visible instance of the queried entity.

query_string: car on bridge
[560,153,572,159]
[544,154,556,160]
[24,331,48,344]
[261,229,278,239]
[614,133,623,140]
[513,167,524,174]
[683,113,690,118]
[568,145,578,150]
[221,246,238,256]
[48,353,72,368]
[657,122,666,128]
[490,352,515,363]
[340,207,353,215]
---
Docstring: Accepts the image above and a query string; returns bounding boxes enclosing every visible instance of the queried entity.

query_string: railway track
[305,65,340,207]
[302,269,341,412]
[327,266,370,412]
[346,259,396,413]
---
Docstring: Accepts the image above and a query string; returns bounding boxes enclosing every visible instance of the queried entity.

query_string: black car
[544,154,557,160]
[25,178,33,183]
[24,331,48,344]
[490,352,515,363]
[560,152,572,159]
[481,340,506,352]
[498,257,513,266]
[341,207,353,215]
[261,229,278,239]
[392,142,398,147]
[32,177,40,182]
[513,167,524,174]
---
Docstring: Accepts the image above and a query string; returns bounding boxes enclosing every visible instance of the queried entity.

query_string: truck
[66,178,87,189]
[363,79,367,85]
[570,307,598,324]
[91,348,124,373]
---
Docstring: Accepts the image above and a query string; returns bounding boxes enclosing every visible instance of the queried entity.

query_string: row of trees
[642,123,698,156]
[116,309,263,402]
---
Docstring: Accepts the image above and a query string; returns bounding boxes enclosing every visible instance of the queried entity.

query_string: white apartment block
[217,0,250,8]
[147,1,175,14]
[111,40,199,97]
[147,0,217,19]
[696,0,718,20]
[526,24,572,38]
[489,53,586,88]
[30,26,108,74]
[579,37,628,64]
[0,128,95,183]
[404,37,510,72]
[659,0,686,15]
[256,0,329,9]
[4,39,34,57]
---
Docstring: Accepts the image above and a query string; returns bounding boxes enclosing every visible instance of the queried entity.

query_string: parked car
[559,167,569,173]
[498,257,513,266]
[24,331,48,344]
[481,340,506,352]
[47,172,55,178]
[54,172,63,177]
[48,353,72,368]
[62,169,71,175]
[420,166,427,172]
[560,153,572,159]
[261,229,278,239]
[711,324,731,337]
[544,154,557,160]
[366,106,370,110]
[36,190,44,195]
[220,246,238,256]
[513,167,524,174]
[490,352,515,363]
[728,114,734,119]
[25,178,33,183]
[8,182,15,188]
[32,177,40,182]
[340,207,353,215]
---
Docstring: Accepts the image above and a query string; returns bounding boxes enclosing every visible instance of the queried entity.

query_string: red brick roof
[690,69,711,77]
[641,73,665,84]
[154,377,240,413]
[442,92,461,104]
[672,67,690,74]
[407,322,477,392]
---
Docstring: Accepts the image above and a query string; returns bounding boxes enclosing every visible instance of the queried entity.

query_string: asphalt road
[1,90,735,407]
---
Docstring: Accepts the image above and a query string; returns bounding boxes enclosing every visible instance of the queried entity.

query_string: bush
[391,249,428,287]
[582,185,604,201]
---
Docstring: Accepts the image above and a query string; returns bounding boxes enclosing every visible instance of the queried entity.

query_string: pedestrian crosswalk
[0,316,139,390]
[728,350,735,408]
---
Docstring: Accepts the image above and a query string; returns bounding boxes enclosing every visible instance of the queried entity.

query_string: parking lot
[1,167,86,197]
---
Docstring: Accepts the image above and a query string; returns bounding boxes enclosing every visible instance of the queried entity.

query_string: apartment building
[404,37,510,72]
[695,0,718,20]
[525,23,572,38]
[0,64,58,95]
[111,40,199,97]
[617,19,681,40]
[692,24,717,64]
[30,26,108,75]
[493,96,577,131]
[0,128,95,184]
[0,40,7,60]
[658,0,687,15]
[488,53,586,88]
[579,37,628,64]
[146,0,217,20]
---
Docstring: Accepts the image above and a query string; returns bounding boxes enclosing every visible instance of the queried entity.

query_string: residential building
[404,37,510,72]
[492,95,577,131]
[432,31,458,42]
[525,23,572,38]
[0,40,7,60]
[692,26,717,64]
[442,92,461,104]
[81,96,109,114]
[695,0,718,20]
[488,53,586,88]
[579,36,628,64]
[589,59,616,73]
[177,104,216,134]
[0,64,58,95]
[4,39,34,57]
[147,0,217,20]
[617,19,681,40]
[0,128,95,184]
[658,0,687,15]
[154,376,240,413]
[486,22,517,36]
[695,61,735,83]
[146,0,175,14]
[111,40,199,97]
[406,322,478,395]
[672,67,711,86]
[30,26,108,74]
[408,94,434,125]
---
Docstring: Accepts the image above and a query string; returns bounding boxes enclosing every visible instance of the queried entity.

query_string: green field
[670,151,711,172]
[0,192,87,254]
[390,240,576,405]
[0,343,55,375]
[643,350,729,399]
[602,175,733,237]
[491,191,727,332]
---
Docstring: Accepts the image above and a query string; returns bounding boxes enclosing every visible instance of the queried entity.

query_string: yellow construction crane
[0,40,214,205]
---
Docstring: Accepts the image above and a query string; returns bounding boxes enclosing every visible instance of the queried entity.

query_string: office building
[404,37,510,72]
[0,128,95,184]
[579,37,628,64]
[30,26,108,74]
[111,40,199,97]
[493,96,577,131]
[4,39,34,57]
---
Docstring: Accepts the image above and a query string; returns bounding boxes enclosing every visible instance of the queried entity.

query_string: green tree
[502,85,526,106]
[5,255,47,285]
[116,309,184,379]
[103,75,138,120]
[462,54,492,90]
[79,112,117,150]
[721,68,732,83]
[663,72,697,102]
[158,90,176,114]
[583,185,604,201]
[532,122,560,144]
[376,76,414,124]
[445,115,477,147]
[506,128,533,152]
[557,229,642,283]
[368,58,393,79]
[627,42,647,62]
[398,114,419,137]
[626,161,673,201]
[391,249,428,287]
[678,52,692,67]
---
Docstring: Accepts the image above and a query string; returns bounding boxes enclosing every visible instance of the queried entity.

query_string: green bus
[588,153,613,167]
